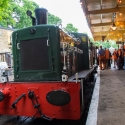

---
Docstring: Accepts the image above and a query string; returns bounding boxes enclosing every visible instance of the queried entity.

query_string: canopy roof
[81,0,125,42]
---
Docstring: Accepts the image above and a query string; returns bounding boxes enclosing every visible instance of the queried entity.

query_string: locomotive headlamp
[0,88,10,102]
[26,10,32,16]
[0,91,4,102]
[26,10,36,25]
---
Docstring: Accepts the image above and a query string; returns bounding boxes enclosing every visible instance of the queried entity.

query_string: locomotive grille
[20,38,49,71]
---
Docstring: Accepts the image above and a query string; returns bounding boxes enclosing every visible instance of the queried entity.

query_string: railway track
[0,114,86,125]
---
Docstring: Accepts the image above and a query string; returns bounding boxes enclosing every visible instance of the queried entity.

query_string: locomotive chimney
[35,8,48,25]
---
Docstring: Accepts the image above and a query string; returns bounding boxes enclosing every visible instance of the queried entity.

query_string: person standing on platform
[110,53,112,68]
[98,46,105,70]
[112,49,117,68]
[96,47,99,66]
[117,48,123,70]
[124,45,125,69]
[105,48,111,69]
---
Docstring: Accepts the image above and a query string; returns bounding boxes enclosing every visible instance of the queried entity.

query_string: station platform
[86,67,125,125]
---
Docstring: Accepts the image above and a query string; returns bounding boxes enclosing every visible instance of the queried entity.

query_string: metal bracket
[17,43,20,49]
[28,90,52,121]
[47,39,50,46]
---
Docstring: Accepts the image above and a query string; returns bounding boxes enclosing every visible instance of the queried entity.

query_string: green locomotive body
[12,8,90,82]
[12,25,62,81]
[73,33,90,70]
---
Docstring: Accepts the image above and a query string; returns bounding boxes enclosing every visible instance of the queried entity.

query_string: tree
[89,37,94,42]
[0,0,62,29]
[92,41,101,47]
[0,0,39,28]
[0,0,10,9]
[65,23,78,33]
[111,41,118,49]
[101,41,111,48]
[0,0,11,19]
[14,0,39,28]
[92,40,119,49]
[48,13,62,25]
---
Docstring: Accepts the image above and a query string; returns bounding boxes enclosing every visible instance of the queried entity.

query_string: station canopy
[81,0,125,42]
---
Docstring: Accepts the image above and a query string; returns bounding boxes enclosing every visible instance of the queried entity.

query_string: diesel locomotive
[0,8,96,120]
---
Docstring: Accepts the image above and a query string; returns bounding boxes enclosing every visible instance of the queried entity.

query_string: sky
[32,0,92,37]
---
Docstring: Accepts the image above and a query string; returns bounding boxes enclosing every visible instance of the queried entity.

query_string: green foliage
[14,0,39,28]
[101,41,111,48]
[89,37,94,42]
[92,41,101,47]
[0,0,62,29]
[92,40,118,49]
[0,0,39,28]
[0,0,11,20]
[0,0,76,31]
[48,13,62,25]
[110,41,118,49]
[0,0,10,9]
[65,23,78,33]
[0,4,15,26]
